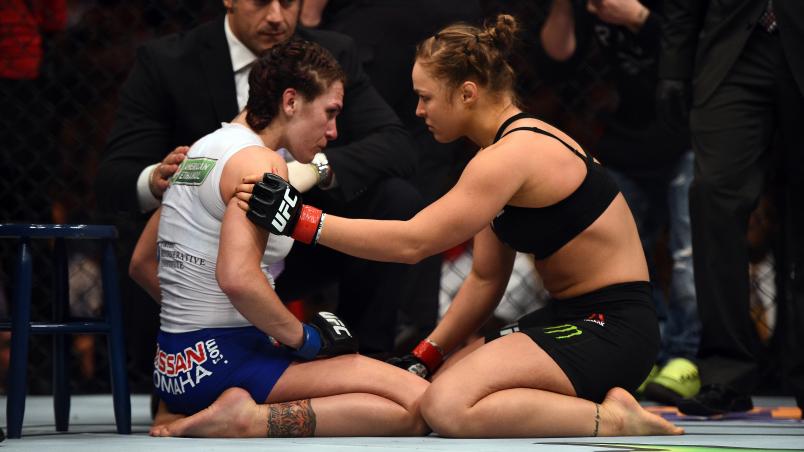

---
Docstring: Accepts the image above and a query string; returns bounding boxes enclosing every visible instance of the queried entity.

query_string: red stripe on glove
[291,205,323,244]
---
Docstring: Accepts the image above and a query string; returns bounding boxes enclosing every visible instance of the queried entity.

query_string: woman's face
[412,61,464,143]
[286,80,344,163]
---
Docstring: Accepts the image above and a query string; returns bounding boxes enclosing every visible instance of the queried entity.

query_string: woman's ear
[460,81,478,105]
[282,88,297,116]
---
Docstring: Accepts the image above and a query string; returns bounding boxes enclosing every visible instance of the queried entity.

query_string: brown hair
[246,38,346,131]
[415,14,518,95]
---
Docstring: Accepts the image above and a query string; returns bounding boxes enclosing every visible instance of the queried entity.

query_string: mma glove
[387,339,444,379]
[247,173,324,244]
[291,311,359,360]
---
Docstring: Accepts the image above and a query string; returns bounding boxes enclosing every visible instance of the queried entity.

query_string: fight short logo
[153,339,225,395]
[543,324,583,340]
[318,311,352,337]
[271,186,298,232]
[584,313,606,327]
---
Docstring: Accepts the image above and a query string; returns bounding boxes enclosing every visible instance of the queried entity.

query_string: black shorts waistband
[552,281,652,306]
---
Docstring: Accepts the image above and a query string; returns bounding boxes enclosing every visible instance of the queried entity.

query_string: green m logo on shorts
[172,157,217,186]
[543,324,583,340]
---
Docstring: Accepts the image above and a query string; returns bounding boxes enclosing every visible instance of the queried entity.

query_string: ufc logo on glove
[271,187,298,232]
[318,312,352,337]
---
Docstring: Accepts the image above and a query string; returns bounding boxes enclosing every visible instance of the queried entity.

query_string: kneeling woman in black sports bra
[232,14,683,438]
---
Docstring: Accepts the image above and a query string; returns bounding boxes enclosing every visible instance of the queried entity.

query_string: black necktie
[758,0,778,34]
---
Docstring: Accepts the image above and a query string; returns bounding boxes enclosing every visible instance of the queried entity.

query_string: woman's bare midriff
[534,194,649,300]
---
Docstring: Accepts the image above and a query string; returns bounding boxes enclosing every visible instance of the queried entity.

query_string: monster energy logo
[544,324,583,339]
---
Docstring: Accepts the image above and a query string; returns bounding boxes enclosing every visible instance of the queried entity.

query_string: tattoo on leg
[267,399,316,437]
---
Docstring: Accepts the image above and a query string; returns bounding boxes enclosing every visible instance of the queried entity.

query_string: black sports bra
[490,113,620,259]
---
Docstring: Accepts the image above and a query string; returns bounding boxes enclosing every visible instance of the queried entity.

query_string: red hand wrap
[412,339,444,373]
[291,205,323,244]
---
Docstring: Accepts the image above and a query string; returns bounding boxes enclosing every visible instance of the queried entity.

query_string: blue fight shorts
[153,326,293,414]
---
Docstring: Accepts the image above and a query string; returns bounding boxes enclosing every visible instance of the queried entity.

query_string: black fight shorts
[486,281,659,403]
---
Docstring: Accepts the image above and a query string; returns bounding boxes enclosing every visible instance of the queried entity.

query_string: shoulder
[225,146,287,177]
[479,129,572,180]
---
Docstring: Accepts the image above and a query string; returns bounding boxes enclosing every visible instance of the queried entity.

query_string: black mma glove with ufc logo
[247,173,324,244]
[293,311,359,360]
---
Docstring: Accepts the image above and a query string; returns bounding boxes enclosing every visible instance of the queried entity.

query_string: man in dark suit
[96,0,422,389]
[302,0,482,352]
[658,0,804,416]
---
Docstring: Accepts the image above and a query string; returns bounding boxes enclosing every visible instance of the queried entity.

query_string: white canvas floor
[1,394,802,451]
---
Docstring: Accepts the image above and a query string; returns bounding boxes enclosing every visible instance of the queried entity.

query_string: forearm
[218,196,304,349]
[318,216,423,263]
[133,260,160,303]
[318,214,464,265]
[129,208,161,302]
[541,0,577,61]
[429,272,507,355]
[224,272,304,349]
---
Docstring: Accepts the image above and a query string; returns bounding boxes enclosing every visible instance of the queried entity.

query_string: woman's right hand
[149,145,190,198]
[234,173,264,213]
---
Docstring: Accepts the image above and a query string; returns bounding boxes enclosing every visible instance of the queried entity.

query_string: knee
[401,409,431,437]
[420,382,474,438]
[391,372,431,436]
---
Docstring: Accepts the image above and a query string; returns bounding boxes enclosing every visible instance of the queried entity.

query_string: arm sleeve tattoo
[267,399,317,437]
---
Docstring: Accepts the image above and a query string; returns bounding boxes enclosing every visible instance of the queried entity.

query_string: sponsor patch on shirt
[172,157,217,186]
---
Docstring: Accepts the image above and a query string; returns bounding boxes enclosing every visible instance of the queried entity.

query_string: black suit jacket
[97,16,416,213]
[659,0,804,105]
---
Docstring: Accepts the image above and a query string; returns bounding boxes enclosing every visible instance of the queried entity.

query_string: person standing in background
[658,0,804,416]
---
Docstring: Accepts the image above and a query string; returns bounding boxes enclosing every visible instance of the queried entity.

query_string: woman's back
[158,123,294,332]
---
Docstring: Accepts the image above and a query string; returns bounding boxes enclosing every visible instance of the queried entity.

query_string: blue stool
[0,224,131,438]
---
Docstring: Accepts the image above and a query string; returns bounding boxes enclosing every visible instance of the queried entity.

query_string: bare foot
[151,387,264,437]
[150,400,186,435]
[599,387,684,436]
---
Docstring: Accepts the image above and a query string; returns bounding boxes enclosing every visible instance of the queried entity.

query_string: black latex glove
[656,78,691,133]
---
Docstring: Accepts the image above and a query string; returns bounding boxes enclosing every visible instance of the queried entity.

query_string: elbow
[398,242,429,265]
[540,30,576,62]
[549,46,574,62]
[544,40,575,62]
[216,265,252,301]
